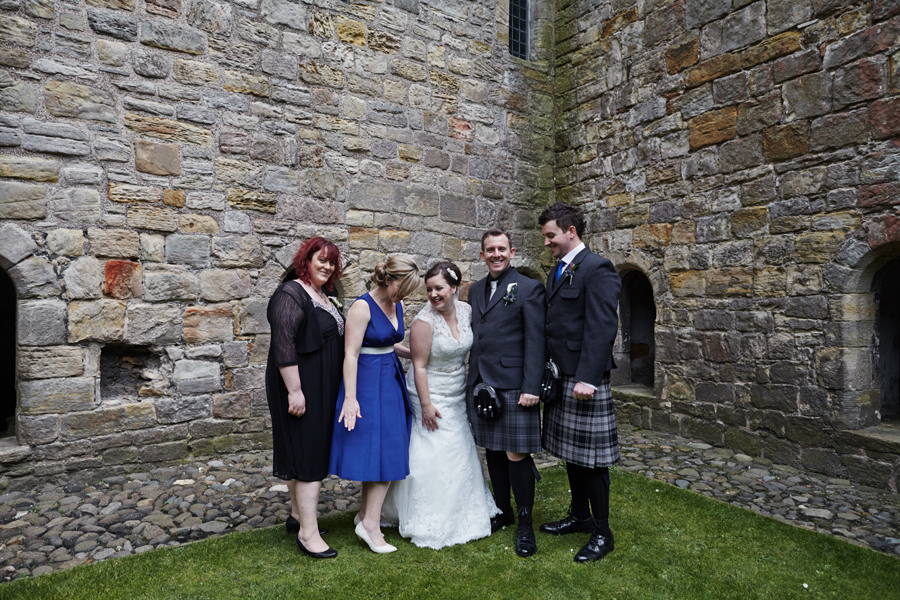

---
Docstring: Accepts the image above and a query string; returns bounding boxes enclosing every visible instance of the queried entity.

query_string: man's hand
[572,382,594,401]
[518,392,539,407]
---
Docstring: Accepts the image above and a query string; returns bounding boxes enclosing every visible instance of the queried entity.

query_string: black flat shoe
[539,514,594,536]
[574,528,614,563]
[490,511,515,533]
[286,515,300,534]
[286,516,328,536]
[514,507,537,558]
[296,536,338,559]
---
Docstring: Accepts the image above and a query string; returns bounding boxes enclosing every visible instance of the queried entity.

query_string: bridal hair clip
[446,269,459,282]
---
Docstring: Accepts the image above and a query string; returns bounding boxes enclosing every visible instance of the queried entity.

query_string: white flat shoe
[355,522,396,554]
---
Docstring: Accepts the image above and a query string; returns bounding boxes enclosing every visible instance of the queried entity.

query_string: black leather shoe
[539,514,594,536]
[515,507,537,558]
[286,516,328,536]
[490,511,514,533]
[296,536,338,559]
[574,529,614,563]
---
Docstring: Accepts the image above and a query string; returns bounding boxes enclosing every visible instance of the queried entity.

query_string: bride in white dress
[382,262,499,549]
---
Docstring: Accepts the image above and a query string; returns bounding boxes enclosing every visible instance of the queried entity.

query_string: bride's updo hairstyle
[372,254,421,299]
[424,262,462,290]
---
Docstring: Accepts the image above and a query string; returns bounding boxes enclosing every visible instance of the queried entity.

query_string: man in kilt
[538,202,622,563]
[467,229,546,558]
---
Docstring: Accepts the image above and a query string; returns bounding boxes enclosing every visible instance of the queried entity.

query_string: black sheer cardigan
[268,281,334,366]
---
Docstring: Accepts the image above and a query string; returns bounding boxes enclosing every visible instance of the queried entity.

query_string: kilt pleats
[542,373,619,468]
[466,386,542,453]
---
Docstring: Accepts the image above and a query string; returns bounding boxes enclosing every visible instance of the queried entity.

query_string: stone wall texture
[0,0,899,491]
[0,0,555,489]
[557,0,900,490]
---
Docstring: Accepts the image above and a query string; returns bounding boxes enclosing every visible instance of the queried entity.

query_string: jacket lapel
[483,268,516,315]
[548,247,590,298]
[471,278,486,317]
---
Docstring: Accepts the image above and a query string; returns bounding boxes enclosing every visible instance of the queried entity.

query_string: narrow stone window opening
[99,344,164,404]
[0,268,15,439]
[619,271,656,388]
[509,0,528,60]
[874,258,900,421]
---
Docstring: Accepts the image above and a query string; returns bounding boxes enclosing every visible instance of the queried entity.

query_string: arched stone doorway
[874,257,900,421]
[0,268,15,438]
[616,270,656,388]
[826,239,900,429]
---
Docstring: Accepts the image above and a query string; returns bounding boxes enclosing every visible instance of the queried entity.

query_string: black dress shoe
[490,511,514,533]
[296,536,338,559]
[574,528,614,563]
[514,507,537,558]
[539,514,594,536]
[286,516,328,536]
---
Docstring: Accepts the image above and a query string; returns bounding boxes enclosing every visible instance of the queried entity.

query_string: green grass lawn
[2,464,897,600]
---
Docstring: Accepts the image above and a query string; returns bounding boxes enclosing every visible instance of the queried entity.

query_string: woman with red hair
[266,236,345,559]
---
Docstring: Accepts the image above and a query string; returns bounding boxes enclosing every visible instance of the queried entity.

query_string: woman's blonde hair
[372,254,420,299]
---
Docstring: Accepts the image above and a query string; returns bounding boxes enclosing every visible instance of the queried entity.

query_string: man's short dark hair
[481,228,512,251]
[538,202,585,239]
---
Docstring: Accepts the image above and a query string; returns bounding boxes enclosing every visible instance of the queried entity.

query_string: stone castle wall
[555,0,900,489]
[0,0,555,489]
[2,0,899,492]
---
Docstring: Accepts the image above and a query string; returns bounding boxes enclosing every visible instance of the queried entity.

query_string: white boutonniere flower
[502,282,518,305]
[329,296,343,310]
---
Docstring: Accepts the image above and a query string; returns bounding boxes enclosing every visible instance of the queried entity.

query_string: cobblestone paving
[1,425,898,581]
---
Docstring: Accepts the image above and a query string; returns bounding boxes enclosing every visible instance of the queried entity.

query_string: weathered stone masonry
[1,0,899,492]
[0,0,555,490]
[556,0,900,489]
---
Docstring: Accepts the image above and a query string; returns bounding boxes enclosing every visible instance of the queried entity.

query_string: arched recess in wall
[0,268,15,438]
[827,238,900,429]
[608,249,665,393]
[514,263,545,284]
[872,255,900,421]
[616,270,657,388]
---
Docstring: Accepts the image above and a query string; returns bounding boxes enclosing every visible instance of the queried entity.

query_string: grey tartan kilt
[542,373,620,468]
[466,386,542,453]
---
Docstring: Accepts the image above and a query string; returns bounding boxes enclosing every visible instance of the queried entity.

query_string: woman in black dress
[266,237,345,559]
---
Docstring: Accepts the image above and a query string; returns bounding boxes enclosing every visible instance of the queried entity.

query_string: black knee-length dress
[266,280,344,482]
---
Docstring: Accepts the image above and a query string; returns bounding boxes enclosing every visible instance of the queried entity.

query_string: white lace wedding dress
[381,301,499,549]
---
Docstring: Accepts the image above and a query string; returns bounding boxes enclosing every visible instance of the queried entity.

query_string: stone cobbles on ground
[1,426,898,582]
[619,428,900,557]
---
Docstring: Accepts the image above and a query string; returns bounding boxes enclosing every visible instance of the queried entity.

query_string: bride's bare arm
[410,319,441,431]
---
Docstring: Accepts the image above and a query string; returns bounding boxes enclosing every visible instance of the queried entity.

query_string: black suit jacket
[545,247,620,386]
[468,267,547,396]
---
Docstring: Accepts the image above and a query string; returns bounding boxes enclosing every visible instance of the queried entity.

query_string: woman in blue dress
[330,255,420,553]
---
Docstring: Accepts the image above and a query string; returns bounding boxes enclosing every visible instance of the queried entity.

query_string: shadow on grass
[2,465,897,600]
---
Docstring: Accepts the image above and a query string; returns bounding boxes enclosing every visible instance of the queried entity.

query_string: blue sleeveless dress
[329,293,412,482]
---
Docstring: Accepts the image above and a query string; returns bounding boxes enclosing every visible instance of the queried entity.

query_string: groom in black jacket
[539,202,621,564]
[467,229,546,557]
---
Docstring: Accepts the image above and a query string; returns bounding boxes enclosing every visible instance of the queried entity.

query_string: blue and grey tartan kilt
[542,373,620,468]
[466,386,542,454]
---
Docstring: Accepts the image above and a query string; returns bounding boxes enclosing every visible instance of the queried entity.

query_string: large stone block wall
[556,0,900,489]
[2,0,899,492]
[0,0,556,488]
